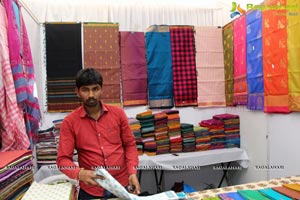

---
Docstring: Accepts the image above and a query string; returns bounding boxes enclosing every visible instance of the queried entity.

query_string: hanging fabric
[45,23,82,112]
[287,0,300,111]
[3,0,40,149]
[195,26,226,107]
[83,23,121,106]
[0,2,29,151]
[233,15,248,106]
[145,25,174,109]
[246,10,264,111]
[169,25,198,107]
[223,22,234,106]
[262,0,290,113]
[120,31,148,106]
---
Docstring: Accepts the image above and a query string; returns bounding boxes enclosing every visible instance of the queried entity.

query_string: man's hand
[128,174,141,195]
[78,169,105,186]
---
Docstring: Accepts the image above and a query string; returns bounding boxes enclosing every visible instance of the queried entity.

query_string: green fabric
[238,190,270,200]
[202,197,221,200]
[223,22,234,106]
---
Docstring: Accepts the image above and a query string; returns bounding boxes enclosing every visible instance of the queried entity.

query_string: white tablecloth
[34,148,249,182]
[138,148,249,170]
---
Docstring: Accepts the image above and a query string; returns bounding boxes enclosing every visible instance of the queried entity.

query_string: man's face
[76,84,102,107]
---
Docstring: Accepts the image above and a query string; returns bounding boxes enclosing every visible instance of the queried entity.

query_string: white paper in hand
[95,168,178,200]
[94,168,137,199]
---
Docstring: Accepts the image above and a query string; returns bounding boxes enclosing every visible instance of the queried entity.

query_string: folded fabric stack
[154,112,170,154]
[203,183,300,200]
[52,119,63,131]
[180,123,195,152]
[199,119,225,150]
[164,110,182,153]
[128,118,143,155]
[136,111,156,156]
[194,126,211,151]
[36,126,60,168]
[36,119,77,169]
[213,114,240,148]
[0,150,33,200]
[272,183,300,199]
[22,181,76,200]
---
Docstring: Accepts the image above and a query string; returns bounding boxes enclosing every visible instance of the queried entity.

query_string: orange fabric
[262,0,290,113]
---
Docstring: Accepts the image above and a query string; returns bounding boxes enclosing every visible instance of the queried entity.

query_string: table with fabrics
[186,175,300,200]
[34,148,249,193]
[138,148,249,192]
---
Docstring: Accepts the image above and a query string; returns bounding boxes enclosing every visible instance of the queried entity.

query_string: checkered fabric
[170,26,197,107]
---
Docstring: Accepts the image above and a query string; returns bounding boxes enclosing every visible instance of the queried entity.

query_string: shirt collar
[79,101,108,118]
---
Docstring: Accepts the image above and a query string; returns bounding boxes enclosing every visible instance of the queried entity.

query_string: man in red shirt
[57,68,140,199]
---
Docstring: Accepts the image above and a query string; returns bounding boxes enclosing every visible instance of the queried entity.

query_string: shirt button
[98,133,101,137]
[101,147,103,149]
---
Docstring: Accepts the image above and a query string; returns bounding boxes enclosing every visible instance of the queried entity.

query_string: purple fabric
[0,159,32,181]
[120,31,148,106]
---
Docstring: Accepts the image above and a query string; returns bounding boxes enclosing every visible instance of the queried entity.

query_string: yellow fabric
[287,0,300,111]
[283,183,300,192]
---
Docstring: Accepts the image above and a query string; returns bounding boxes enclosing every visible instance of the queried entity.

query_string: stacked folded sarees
[164,110,182,153]
[0,150,33,200]
[136,111,156,156]
[213,114,240,148]
[128,118,143,155]
[194,126,211,151]
[199,119,225,150]
[180,123,195,152]
[154,112,170,154]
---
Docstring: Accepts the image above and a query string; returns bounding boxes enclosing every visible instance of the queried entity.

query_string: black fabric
[45,23,82,78]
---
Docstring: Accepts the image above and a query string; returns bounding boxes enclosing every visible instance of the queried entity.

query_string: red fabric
[57,101,138,196]
[0,150,32,168]
[170,26,198,106]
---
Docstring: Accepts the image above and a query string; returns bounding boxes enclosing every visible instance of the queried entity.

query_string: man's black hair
[75,68,103,88]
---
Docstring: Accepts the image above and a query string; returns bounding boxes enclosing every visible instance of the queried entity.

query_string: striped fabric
[145,25,174,108]
[0,3,28,151]
[233,15,247,105]
[169,26,197,107]
[45,23,82,112]
[262,0,290,113]
[83,23,121,106]
[287,0,300,111]
[223,23,234,106]
[3,0,40,148]
[195,27,225,107]
[195,26,226,107]
[246,10,264,111]
[120,31,148,106]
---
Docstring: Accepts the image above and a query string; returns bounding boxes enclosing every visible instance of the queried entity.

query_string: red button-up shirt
[56,102,138,196]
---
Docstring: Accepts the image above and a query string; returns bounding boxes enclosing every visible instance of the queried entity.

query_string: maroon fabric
[120,32,148,106]
[170,26,197,107]
[213,114,239,120]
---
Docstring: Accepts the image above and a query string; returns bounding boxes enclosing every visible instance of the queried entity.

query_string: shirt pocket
[105,125,122,144]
